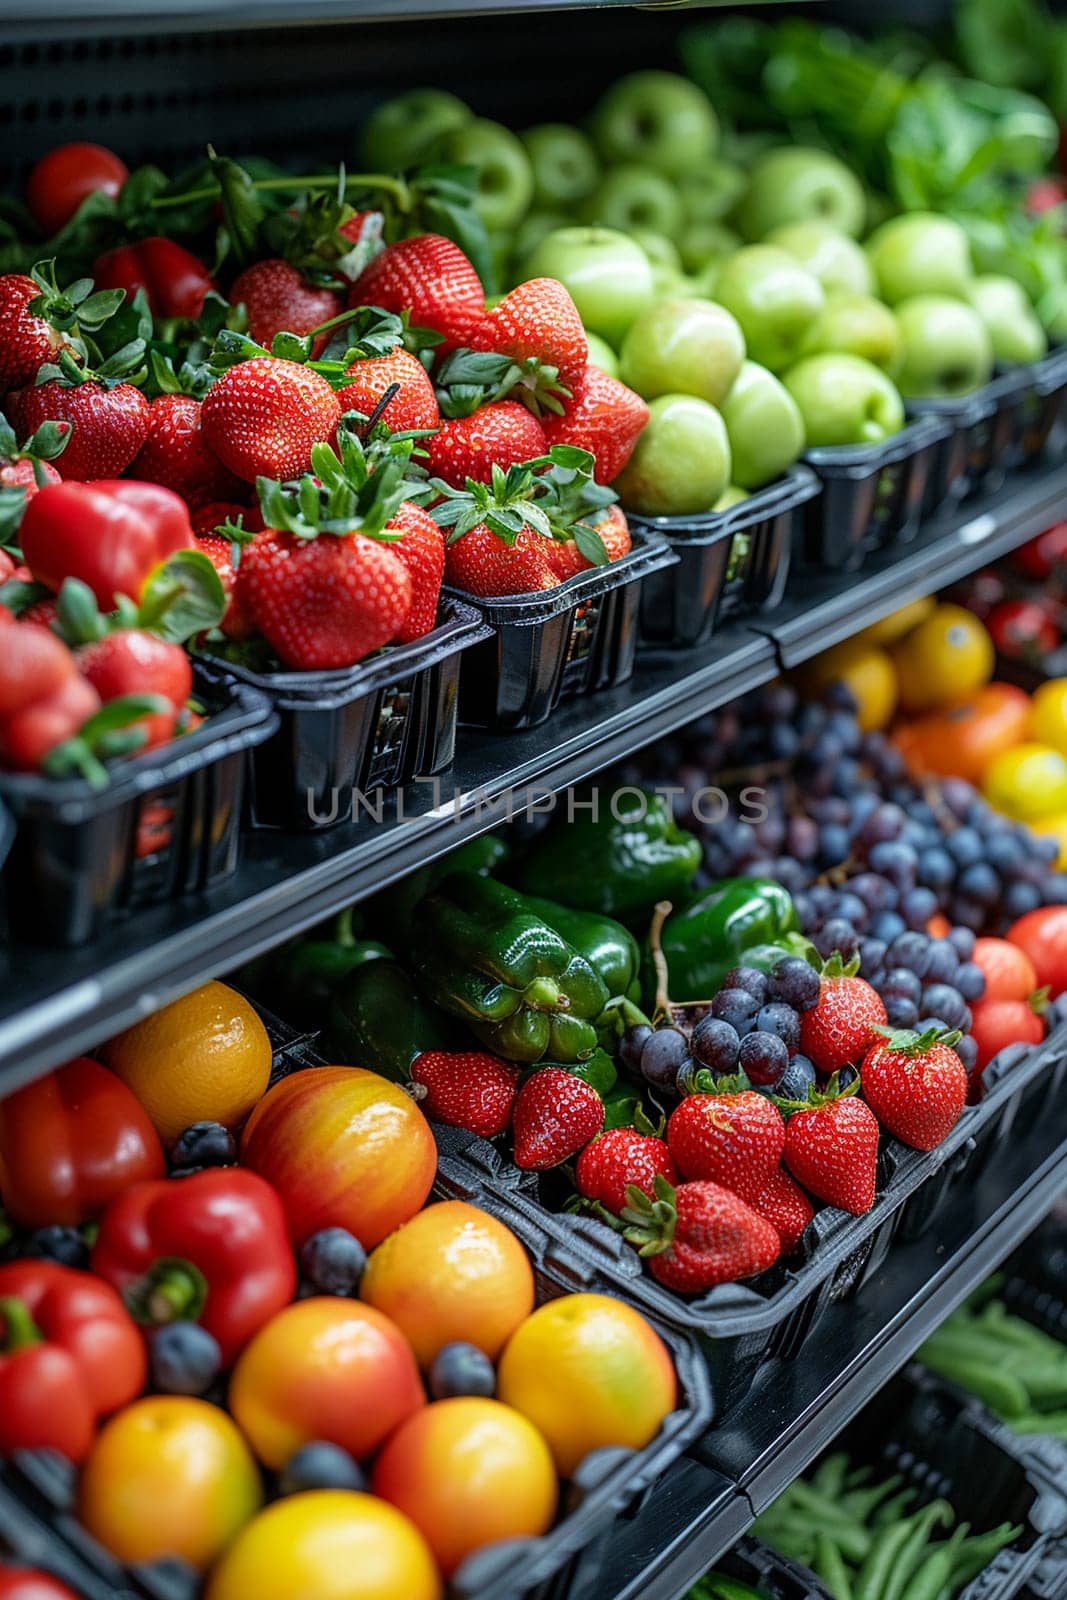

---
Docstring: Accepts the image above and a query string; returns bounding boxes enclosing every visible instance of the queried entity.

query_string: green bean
[1016,1360,1067,1410]
[871,1486,919,1528]
[880,1500,954,1600]
[1009,1410,1067,1435]
[853,1520,916,1600]
[844,1464,875,1490]
[977,1302,1063,1355]
[840,1474,904,1524]
[757,1508,867,1561]
[813,1451,851,1497]
[947,1522,1023,1589]
[906,1523,970,1600]
[917,1352,1029,1417]
[787,1478,875,1533]
[815,1530,854,1600]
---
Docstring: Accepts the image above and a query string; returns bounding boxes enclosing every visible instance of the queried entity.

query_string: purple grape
[777,1053,817,1099]
[957,862,1000,908]
[884,995,919,1028]
[882,968,922,1004]
[619,1023,653,1074]
[709,988,761,1036]
[755,1003,801,1054]
[871,910,907,944]
[641,1026,690,1086]
[947,827,984,867]
[850,873,897,912]
[690,1017,741,1074]
[948,926,977,959]
[739,1030,789,1087]
[956,1034,978,1071]
[887,932,931,974]
[923,941,960,984]
[768,957,821,1012]
[921,984,969,1031]
[901,887,939,930]
[859,938,888,975]
[721,967,769,1003]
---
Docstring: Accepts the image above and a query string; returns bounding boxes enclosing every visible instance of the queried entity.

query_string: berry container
[435,1019,1067,1422]
[444,528,677,732]
[0,666,276,948]
[704,1534,834,1598]
[798,414,953,571]
[198,597,490,831]
[629,466,820,650]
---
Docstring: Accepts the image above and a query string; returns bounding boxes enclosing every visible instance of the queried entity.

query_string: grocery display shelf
[588,1093,1067,1600]
[0,0,692,33]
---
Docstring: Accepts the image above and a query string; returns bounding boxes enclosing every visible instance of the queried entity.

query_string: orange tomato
[372,1399,558,1578]
[361,1201,535,1367]
[972,938,1038,1002]
[892,682,1032,783]
[240,1067,436,1247]
[229,1297,425,1468]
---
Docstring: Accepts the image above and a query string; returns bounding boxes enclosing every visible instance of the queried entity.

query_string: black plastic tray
[630,467,820,651]
[710,1534,832,1598]
[199,597,490,831]
[0,666,276,948]
[444,529,677,732]
[798,414,953,571]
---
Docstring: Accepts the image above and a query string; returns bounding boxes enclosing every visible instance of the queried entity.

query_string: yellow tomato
[854,595,936,647]
[804,642,897,732]
[1030,679,1067,755]
[1034,812,1067,867]
[982,743,1067,822]
[891,604,994,712]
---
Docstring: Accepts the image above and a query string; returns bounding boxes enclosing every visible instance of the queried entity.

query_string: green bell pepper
[513,789,702,922]
[370,833,511,945]
[644,877,799,1004]
[561,1049,617,1097]
[409,872,610,1063]
[326,959,470,1082]
[522,896,643,1003]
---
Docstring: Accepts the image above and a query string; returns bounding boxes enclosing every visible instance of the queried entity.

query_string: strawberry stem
[152,172,411,211]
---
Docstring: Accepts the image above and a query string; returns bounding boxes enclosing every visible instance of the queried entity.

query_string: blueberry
[300,1228,367,1296]
[690,1017,741,1074]
[948,926,977,959]
[777,1054,817,1100]
[859,938,888,976]
[901,887,939,930]
[884,995,919,1029]
[280,1441,367,1495]
[429,1341,497,1400]
[768,957,820,1012]
[1004,880,1042,918]
[917,847,954,889]
[924,941,960,984]
[721,967,768,1003]
[957,862,1000,908]
[850,873,897,913]
[171,1122,237,1170]
[26,1226,89,1270]
[709,987,761,1036]
[871,910,907,944]
[738,1030,789,1087]
[956,1034,979,1071]
[882,967,922,1004]
[947,827,984,867]
[921,984,969,1031]
[887,932,931,974]
[150,1322,222,1395]
[754,1003,801,1055]
[816,918,859,960]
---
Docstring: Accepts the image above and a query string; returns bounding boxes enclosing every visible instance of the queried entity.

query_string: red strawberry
[545,503,631,580]
[467,277,588,387]
[512,1067,604,1170]
[340,347,439,433]
[338,210,380,245]
[229,259,342,357]
[666,1088,786,1202]
[425,401,547,489]
[200,358,342,483]
[76,629,192,749]
[751,1166,814,1253]
[861,1027,969,1149]
[409,1050,520,1137]
[0,273,65,391]
[194,533,256,639]
[130,394,244,510]
[622,1177,780,1293]
[575,1127,678,1215]
[191,501,258,538]
[19,379,149,481]
[348,234,484,349]
[445,522,559,597]
[0,456,62,496]
[541,365,649,485]
[781,1079,880,1215]
[799,957,888,1074]
[385,500,444,641]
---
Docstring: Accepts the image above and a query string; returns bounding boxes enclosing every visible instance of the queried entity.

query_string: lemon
[982,743,1067,822]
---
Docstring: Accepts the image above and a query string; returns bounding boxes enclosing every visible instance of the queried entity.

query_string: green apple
[764,221,873,296]
[801,292,903,375]
[650,265,693,299]
[619,297,745,406]
[865,212,974,304]
[631,229,683,273]
[714,246,825,373]
[522,226,655,346]
[583,164,684,237]
[679,221,741,278]
[590,72,718,178]
[735,147,866,241]
[358,88,471,172]
[520,123,599,209]
[678,162,747,224]
[512,209,569,267]
[714,485,749,510]
[895,295,994,398]
[437,119,534,230]
[585,332,620,377]
[968,274,1048,365]
[613,393,731,515]
[784,353,904,447]
[720,360,805,490]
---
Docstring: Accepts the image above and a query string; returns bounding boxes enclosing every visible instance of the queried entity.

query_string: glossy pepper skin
[0,1567,81,1600]
[523,895,643,1003]
[326,959,471,1081]
[0,1055,165,1228]
[19,479,195,610]
[646,878,799,1004]
[371,832,510,945]
[514,791,702,922]
[92,1168,296,1368]
[93,237,216,321]
[409,872,610,1063]
[0,1261,146,1463]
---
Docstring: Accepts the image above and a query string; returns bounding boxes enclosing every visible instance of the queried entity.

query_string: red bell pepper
[0,1566,80,1600]
[93,237,217,321]
[0,1057,165,1229]
[19,480,195,610]
[91,1168,297,1367]
[0,1261,146,1463]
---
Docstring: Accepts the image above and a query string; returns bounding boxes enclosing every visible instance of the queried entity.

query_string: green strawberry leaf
[573,522,609,567]
[140,550,227,642]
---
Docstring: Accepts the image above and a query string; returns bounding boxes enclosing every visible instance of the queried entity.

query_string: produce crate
[445,529,677,732]
[629,467,819,650]
[0,667,276,948]
[435,1022,1067,1422]
[197,598,490,832]
[710,1534,833,1598]
[797,415,952,571]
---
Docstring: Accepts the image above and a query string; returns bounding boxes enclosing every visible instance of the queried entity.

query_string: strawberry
[751,1166,814,1253]
[860,1026,968,1151]
[191,501,258,537]
[409,1050,520,1137]
[131,394,244,510]
[511,1067,604,1169]
[200,358,342,483]
[780,1076,880,1215]
[575,1127,678,1215]
[467,277,588,387]
[445,522,558,597]
[337,210,380,246]
[622,1176,780,1293]
[385,500,444,641]
[545,503,631,580]
[229,259,343,358]
[425,401,547,488]
[0,273,65,392]
[347,234,484,350]
[76,629,192,749]
[0,456,61,495]
[541,365,650,485]
[0,415,69,499]
[195,533,256,639]
[340,347,439,433]
[19,377,149,481]
[666,1085,786,1202]
[799,955,888,1074]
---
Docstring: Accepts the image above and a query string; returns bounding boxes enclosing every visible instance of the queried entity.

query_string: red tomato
[25,143,129,236]
[1027,177,1067,214]
[986,599,1059,661]
[1008,906,1067,997]
[971,938,1038,1003]
[0,1565,80,1600]
[93,238,216,321]
[1014,522,1067,583]
[969,997,1045,1074]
